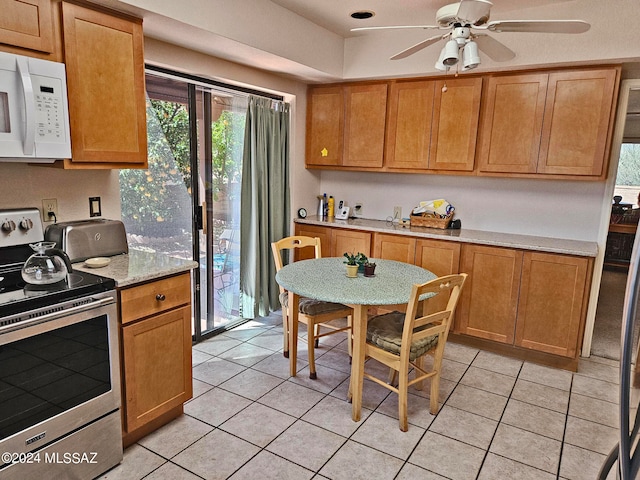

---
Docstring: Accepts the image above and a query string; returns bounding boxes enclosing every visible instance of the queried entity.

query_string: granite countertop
[72,249,198,287]
[297,216,599,257]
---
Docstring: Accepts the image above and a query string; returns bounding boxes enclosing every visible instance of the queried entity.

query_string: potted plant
[343,252,363,277]
[363,261,376,277]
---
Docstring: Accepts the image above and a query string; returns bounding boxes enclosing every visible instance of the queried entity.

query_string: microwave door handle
[16,57,36,155]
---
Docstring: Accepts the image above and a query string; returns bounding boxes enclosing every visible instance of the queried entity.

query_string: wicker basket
[410,214,452,229]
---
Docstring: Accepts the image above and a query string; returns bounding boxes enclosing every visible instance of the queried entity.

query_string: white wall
[317,170,606,241]
[0,164,121,223]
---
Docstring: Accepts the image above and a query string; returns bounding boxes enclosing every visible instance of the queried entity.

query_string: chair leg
[398,366,409,432]
[314,323,320,348]
[347,315,353,357]
[282,311,289,358]
[387,368,397,386]
[430,374,440,415]
[308,322,317,379]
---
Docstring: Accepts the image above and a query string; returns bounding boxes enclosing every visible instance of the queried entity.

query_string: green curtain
[240,96,291,318]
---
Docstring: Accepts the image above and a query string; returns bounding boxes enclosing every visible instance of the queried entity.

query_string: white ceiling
[268,0,576,37]
[99,0,640,84]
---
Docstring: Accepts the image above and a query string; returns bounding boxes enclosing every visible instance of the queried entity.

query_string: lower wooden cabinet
[415,239,461,314]
[119,272,193,446]
[373,233,416,263]
[515,252,591,358]
[293,222,593,367]
[457,244,592,361]
[458,244,522,343]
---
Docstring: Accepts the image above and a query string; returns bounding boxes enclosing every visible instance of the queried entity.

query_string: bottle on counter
[317,194,326,218]
[328,196,335,217]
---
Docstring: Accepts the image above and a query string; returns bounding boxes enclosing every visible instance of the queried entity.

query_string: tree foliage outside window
[119,98,245,238]
[616,144,640,187]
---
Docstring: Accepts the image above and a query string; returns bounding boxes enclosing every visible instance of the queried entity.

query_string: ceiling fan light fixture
[435,46,450,72]
[462,40,481,70]
[442,39,459,66]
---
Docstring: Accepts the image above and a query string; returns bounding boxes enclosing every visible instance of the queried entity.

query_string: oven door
[0,291,120,457]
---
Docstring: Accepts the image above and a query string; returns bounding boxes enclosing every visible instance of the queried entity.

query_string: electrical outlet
[42,198,58,223]
[354,202,363,216]
[393,206,402,220]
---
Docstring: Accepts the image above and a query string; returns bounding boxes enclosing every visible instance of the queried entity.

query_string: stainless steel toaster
[45,219,128,262]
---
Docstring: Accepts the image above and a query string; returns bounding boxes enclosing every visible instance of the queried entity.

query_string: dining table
[275,257,437,422]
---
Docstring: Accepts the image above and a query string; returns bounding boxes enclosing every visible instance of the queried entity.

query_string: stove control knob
[1,220,16,233]
[19,218,34,231]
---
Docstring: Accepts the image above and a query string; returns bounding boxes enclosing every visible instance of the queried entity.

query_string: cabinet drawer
[120,273,191,323]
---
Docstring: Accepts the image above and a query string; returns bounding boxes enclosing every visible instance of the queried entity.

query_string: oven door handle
[0,296,115,334]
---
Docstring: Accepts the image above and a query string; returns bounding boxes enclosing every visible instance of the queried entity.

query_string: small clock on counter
[297,208,307,219]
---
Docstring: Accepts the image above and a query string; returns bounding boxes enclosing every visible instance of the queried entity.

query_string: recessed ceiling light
[350,11,375,20]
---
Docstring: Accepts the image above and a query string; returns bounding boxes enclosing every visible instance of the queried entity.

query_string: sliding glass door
[119,71,247,341]
[194,86,247,337]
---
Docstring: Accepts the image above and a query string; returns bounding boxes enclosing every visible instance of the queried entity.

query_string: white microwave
[0,51,71,162]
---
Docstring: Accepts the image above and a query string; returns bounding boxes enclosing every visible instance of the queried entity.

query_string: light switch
[89,197,101,217]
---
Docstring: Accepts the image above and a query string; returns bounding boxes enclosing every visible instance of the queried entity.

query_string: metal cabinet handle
[156,294,166,301]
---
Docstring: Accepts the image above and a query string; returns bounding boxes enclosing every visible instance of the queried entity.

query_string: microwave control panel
[32,76,66,143]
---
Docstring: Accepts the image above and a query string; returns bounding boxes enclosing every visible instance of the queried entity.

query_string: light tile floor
[101,311,635,480]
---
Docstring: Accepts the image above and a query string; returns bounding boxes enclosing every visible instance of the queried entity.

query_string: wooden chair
[271,236,353,379]
[361,273,467,431]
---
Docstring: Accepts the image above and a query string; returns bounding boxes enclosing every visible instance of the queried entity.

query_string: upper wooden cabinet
[307,66,619,180]
[538,69,618,176]
[478,68,619,178]
[343,83,387,168]
[306,86,343,167]
[429,77,482,172]
[306,83,387,169]
[385,80,435,170]
[61,2,147,168]
[0,0,60,59]
[478,73,548,174]
[385,77,481,172]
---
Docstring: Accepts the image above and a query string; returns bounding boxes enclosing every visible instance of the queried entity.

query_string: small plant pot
[364,264,376,277]
[346,264,358,278]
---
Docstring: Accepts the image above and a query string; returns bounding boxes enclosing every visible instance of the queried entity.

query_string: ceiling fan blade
[456,0,493,25]
[351,25,441,32]
[486,19,590,34]
[473,34,516,61]
[390,35,446,60]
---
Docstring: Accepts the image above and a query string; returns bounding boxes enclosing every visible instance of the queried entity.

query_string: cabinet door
[62,2,147,166]
[515,252,590,357]
[294,224,332,261]
[538,68,618,176]
[415,239,461,315]
[385,80,435,170]
[331,229,371,258]
[458,244,522,343]
[122,306,192,432]
[306,86,343,166]
[373,233,416,263]
[343,83,387,168]
[0,0,55,54]
[478,74,548,174]
[429,77,482,171]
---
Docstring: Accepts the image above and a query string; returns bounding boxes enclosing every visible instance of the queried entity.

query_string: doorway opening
[592,88,640,360]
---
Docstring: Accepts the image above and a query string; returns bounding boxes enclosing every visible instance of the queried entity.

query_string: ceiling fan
[351,0,590,72]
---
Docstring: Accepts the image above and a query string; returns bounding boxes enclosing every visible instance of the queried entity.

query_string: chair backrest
[402,273,468,350]
[271,236,322,294]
